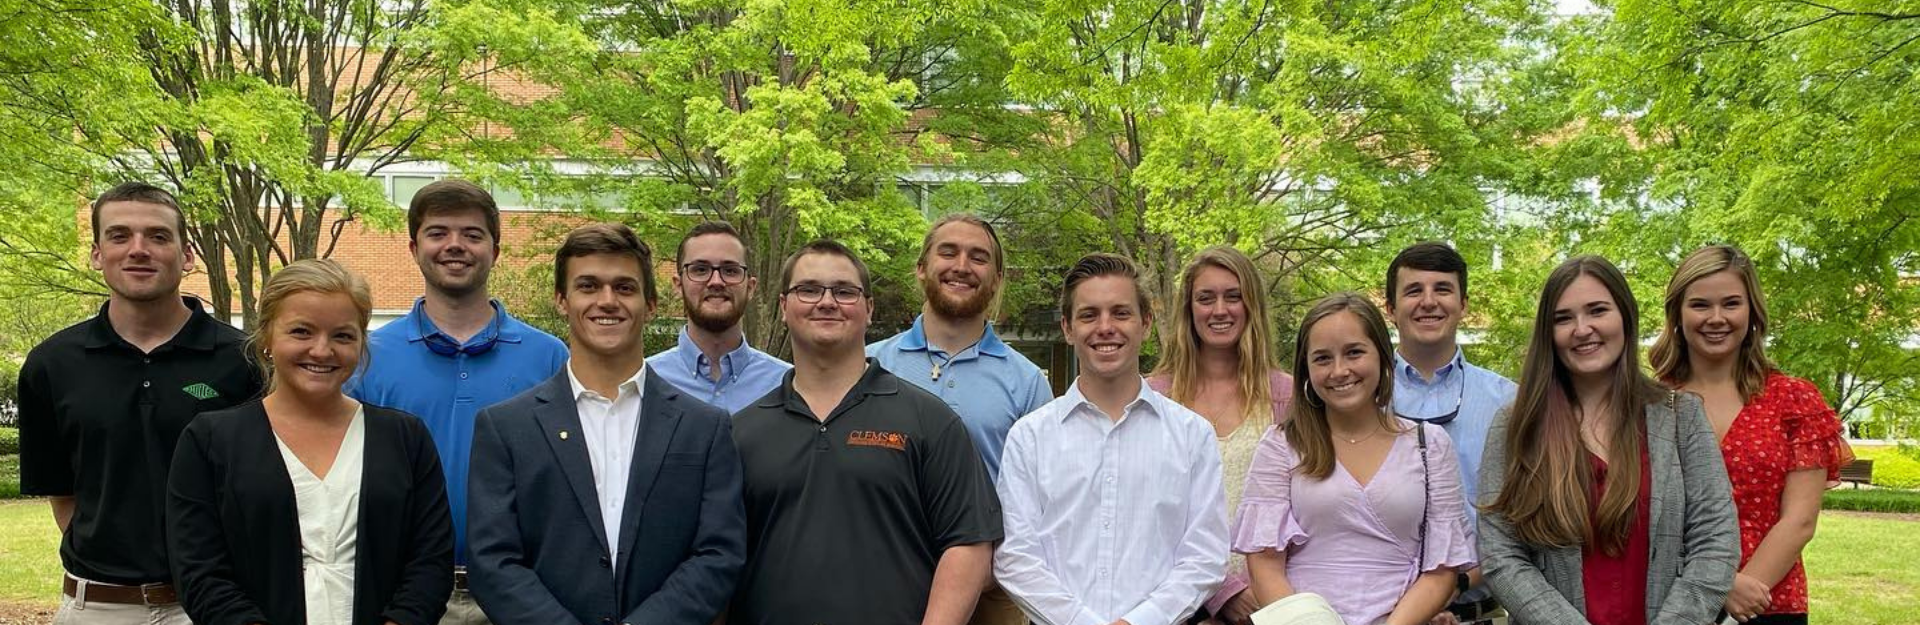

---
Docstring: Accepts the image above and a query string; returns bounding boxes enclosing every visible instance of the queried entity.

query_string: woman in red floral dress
[1650,245,1847,625]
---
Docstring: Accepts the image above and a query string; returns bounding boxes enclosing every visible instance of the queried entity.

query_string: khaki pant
[53,593,191,625]
[441,589,492,625]
[969,583,1026,625]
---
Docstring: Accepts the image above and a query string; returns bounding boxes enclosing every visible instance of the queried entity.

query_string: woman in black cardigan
[167,259,452,625]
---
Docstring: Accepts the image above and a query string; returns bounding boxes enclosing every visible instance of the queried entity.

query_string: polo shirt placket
[19,298,261,586]
[729,360,1002,625]
[867,316,1053,481]
[347,298,569,566]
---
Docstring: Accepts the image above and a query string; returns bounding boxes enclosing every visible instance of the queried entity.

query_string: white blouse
[274,407,366,625]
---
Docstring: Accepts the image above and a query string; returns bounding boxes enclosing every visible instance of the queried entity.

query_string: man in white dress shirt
[995,253,1229,625]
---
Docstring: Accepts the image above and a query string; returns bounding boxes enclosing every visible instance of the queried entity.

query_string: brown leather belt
[63,577,178,606]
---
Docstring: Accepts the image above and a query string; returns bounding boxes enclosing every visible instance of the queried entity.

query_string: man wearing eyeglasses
[729,240,1002,625]
[348,179,568,625]
[1384,242,1517,625]
[649,221,791,413]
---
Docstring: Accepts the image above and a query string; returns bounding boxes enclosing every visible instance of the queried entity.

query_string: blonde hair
[1151,246,1281,429]
[248,259,374,391]
[1282,293,1402,480]
[1650,244,1774,401]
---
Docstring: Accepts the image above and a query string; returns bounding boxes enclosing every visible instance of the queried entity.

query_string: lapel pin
[559,430,570,441]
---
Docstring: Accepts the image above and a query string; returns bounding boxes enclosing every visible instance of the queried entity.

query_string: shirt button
[819,425,827,432]
[460,372,469,379]
[599,556,611,568]
[143,357,151,364]
[947,380,955,388]
[142,381,151,388]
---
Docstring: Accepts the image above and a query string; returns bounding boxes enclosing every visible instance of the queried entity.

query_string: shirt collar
[894,314,1011,358]
[673,325,762,373]
[1060,377,1159,422]
[1395,347,1467,385]
[756,358,898,411]
[405,298,522,344]
[567,361,648,402]
[84,296,220,351]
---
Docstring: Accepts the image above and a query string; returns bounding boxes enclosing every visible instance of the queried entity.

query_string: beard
[686,291,746,333]
[921,272,997,319]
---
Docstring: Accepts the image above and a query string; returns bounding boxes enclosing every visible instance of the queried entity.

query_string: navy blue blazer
[467,368,746,625]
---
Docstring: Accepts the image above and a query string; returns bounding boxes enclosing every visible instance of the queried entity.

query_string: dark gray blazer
[1476,391,1739,625]
[466,368,746,625]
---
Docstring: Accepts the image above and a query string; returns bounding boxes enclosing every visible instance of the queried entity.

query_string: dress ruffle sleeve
[1776,375,1847,480]
[1417,423,1479,573]
[1232,426,1308,553]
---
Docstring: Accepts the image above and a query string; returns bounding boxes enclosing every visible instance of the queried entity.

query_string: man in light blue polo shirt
[649,221,790,413]
[869,213,1052,625]
[347,179,567,625]
[1385,241,1517,625]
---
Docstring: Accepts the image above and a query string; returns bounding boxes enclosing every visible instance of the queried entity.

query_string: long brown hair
[1488,255,1663,555]
[1649,244,1775,401]
[1282,293,1402,479]
[1151,246,1281,428]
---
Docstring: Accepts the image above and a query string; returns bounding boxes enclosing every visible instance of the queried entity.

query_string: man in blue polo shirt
[1385,242,1518,625]
[649,221,789,413]
[348,179,567,625]
[868,213,1051,625]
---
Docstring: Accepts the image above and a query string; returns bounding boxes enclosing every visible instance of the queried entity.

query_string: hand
[1217,589,1261,625]
[1426,611,1460,625]
[1723,573,1772,621]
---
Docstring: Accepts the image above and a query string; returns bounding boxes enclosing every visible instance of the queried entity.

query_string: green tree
[995,0,1568,350]
[1545,0,1920,427]
[413,0,1044,352]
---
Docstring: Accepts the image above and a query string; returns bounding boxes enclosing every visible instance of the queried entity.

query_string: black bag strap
[1414,419,1430,569]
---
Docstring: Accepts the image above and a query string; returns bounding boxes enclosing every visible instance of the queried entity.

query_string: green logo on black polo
[182,383,220,400]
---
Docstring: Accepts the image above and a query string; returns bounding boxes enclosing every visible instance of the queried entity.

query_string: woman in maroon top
[1651,245,1846,625]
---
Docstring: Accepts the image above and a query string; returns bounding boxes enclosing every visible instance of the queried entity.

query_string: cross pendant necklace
[927,335,986,382]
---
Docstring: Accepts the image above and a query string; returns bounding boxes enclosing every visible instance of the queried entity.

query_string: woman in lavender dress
[1235,293,1475,625]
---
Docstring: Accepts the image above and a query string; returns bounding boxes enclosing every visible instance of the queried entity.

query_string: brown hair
[91,182,187,243]
[918,213,1006,275]
[552,223,657,305]
[1487,255,1663,555]
[1385,241,1469,309]
[1060,253,1151,318]
[1281,292,1402,479]
[778,239,873,292]
[675,220,749,267]
[1649,244,1774,401]
[407,179,502,246]
[249,259,373,393]
[1151,246,1281,428]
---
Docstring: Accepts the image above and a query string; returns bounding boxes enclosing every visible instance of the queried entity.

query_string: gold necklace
[1335,424,1383,445]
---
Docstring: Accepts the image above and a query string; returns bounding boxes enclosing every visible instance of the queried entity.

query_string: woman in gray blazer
[1476,256,1738,625]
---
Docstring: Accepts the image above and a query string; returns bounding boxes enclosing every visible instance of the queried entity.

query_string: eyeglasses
[681,262,749,285]
[784,284,866,305]
[1394,378,1466,425]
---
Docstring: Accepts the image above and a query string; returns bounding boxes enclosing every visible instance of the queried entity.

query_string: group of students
[18,178,1846,625]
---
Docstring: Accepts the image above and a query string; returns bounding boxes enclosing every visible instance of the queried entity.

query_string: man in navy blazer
[467,223,745,625]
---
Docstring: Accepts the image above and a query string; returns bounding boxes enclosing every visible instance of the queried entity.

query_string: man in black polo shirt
[18,182,262,624]
[731,239,1002,625]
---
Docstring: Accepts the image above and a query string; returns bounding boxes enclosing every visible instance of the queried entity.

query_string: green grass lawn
[0,500,58,603]
[0,500,1914,621]
[1850,445,1920,489]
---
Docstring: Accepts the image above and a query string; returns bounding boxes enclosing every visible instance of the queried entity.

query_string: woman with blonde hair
[1478,255,1738,625]
[1234,293,1473,625]
[1148,246,1293,624]
[1649,245,1845,625]
[168,259,453,625]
